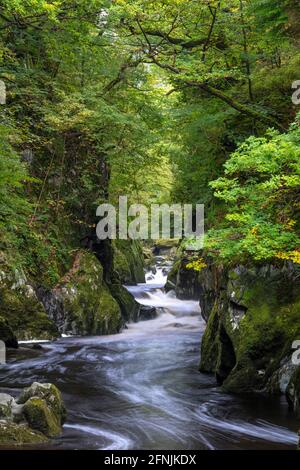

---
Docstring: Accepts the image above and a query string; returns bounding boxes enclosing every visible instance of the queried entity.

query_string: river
[0,256,298,450]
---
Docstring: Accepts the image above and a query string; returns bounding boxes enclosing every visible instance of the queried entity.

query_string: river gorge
[0,256,298,450]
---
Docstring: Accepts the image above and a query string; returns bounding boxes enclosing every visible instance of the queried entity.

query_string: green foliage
[206,124,300,264]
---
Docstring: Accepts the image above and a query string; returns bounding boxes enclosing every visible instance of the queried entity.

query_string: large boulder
[109,283,140,323]
[166,258,202,300]
[0,254,59,341]
[0,382,66,446]
[38,250,123,336]
[18,382,66,425]
[23,398,61,437]
[113,240,145,285]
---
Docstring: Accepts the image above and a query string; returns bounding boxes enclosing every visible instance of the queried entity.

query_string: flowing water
[0,256,298,450]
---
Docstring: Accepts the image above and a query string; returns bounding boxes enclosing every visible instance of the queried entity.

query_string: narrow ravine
[0,256,298,450]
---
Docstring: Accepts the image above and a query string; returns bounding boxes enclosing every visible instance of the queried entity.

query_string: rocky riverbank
[0,382,66,446]
[0,240,146,347]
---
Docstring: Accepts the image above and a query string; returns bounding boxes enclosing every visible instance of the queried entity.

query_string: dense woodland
[0,0,299,282]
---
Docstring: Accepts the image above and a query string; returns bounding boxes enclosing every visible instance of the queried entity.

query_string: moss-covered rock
[0,255,59,341]
[0,421,47,446]
[0,382,66,445]
[23,398,61,437]
[17,382,66,425]
[166,258,202,300]
[199,262,300,401]
[40,250,122,336]
[109,283,140,323]
[0,316,18,348]
[113,240,145,285]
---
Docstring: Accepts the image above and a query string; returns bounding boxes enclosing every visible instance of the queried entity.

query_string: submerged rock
[138,305,157,321]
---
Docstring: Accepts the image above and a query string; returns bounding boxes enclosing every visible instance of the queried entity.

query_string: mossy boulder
[113,240,145,285]
[0,421,47,446]
[109,283,140,323]
[0,255,59,341]
[0,316,18,348]
[166,258,202,299]
[23,398,61,437]
[17,382,66,425]
[40,250,122,336]
[0,382,66,446]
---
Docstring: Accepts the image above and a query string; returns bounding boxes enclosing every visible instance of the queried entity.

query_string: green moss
[109,283,139,323]
[112,246,132,284]
[0,421,48,446]
[18,382,66,425]
[0,316,18,348]
[23,397,61,437]
[114,240,145,284]
[200,301,220,373]
[57,250,122,335]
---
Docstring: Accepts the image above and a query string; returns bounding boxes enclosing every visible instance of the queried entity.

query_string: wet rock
[109,283,140,323]
[0,382,66,445]
[0,252,59,341]
[199,259,300,404]
[38,251,122,336]
[138,306,157,321]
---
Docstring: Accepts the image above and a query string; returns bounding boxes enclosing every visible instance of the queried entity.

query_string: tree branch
[149,56,286,131]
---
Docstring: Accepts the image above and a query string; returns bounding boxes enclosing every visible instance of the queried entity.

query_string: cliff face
[167,256,300,415]
[199,260,300,413]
